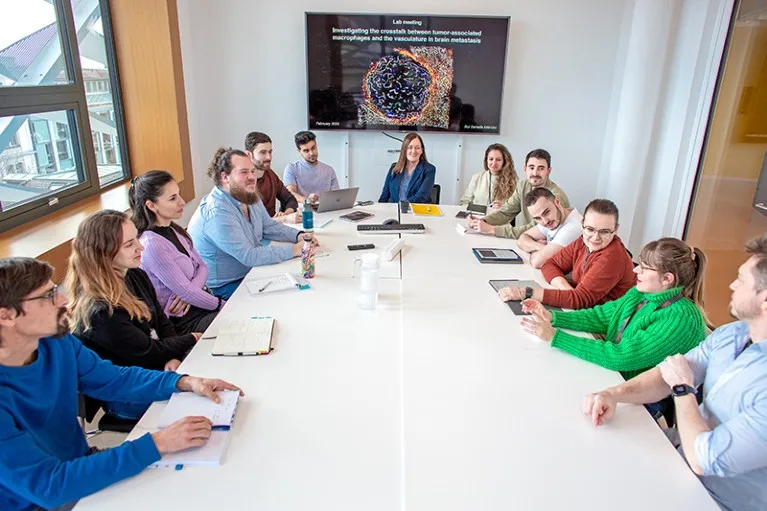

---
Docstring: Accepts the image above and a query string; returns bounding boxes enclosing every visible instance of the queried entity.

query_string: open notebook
[211,317,275,356]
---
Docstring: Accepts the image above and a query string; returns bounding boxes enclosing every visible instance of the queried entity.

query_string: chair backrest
[430,183,441,204]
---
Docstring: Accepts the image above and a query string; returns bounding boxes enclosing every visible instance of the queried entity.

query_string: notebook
[488,280,562,316]
[411,204,443,216]
[244,273,310,295]
[212,317,275,356]
[151,430,232,468]
[472,247,523,264]
[157,390,240,429]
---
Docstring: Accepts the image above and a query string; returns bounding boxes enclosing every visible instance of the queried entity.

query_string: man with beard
[283,131,339,204]
[515,187,582,269]
[188,147,319,300]
[582,235,767,510]
[468,148,570,239]
[0,257,243,511]
[244,131,299,223]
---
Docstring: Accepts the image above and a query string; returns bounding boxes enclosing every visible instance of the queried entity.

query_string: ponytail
[689,246,713,330]
[639,238,713,329]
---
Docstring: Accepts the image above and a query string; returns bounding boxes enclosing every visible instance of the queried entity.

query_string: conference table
[76,203,717,511]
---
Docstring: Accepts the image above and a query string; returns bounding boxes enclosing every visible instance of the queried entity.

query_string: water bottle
[301,235,316,279]
[353,253,380,310]
[302,199,314,233]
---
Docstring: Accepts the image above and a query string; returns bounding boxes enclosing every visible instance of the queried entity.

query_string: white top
[76,204,717,511]
[536,207,583,246]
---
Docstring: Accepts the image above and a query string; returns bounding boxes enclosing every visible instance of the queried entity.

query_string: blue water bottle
[302,199,314,232]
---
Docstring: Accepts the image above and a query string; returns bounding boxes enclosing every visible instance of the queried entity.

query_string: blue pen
[212,425,231,431]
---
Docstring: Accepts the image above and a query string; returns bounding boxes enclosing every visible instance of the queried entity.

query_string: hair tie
[690,246,696,261]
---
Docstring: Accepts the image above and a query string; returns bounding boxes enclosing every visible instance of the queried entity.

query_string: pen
[212,425,231,431]
[258,281,272,293]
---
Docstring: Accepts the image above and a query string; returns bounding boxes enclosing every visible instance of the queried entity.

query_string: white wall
[176,0,628,223]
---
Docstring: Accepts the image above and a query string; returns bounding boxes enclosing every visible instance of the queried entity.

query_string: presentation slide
[306,14,510,134]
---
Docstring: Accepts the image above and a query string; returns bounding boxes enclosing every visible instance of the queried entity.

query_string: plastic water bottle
[302,199,314,233]
[354,253,380,310]
[301,235,315,279]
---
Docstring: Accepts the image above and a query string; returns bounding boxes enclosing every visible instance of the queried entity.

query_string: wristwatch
[524,287,533,300]
[671,384,698,397]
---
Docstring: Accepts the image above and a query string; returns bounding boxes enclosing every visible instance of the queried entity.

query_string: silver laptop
[316,187,359,213]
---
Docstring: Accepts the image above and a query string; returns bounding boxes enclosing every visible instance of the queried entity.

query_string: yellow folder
[411,204,443,216]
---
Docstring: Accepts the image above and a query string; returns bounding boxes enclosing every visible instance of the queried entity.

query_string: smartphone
[455,211,470,219]
[356,200,374,206]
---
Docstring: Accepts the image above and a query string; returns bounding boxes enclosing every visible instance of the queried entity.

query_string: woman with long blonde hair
[65,209,200,419]
[460,143,518,208]
[378,132,437,204]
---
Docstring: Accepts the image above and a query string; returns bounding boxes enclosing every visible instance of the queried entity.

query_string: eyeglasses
[20,285,61,306]
[636,263,659,273]
[582,225,616,238]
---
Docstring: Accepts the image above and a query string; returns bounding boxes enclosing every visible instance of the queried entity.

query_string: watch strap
[671,384,698,397]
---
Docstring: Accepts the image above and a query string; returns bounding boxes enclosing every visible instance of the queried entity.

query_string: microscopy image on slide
[359,47,454,129]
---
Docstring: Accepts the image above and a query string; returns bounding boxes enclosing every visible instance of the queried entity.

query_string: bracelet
[216,297,223,311]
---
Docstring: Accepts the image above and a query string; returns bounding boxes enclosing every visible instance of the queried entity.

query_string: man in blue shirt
[582,235,767,510]
[283,131,340,203]
[189,147,319,300]
[0,257,242,511]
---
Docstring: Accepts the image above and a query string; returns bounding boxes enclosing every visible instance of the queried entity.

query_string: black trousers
[170,305,218,335]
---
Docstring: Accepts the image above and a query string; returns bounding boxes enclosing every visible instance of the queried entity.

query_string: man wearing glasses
[0,257,242,511]
[498,198,635,310]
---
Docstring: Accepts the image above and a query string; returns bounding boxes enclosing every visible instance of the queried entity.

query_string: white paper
[245,275,296,294]
[157,390,240,428]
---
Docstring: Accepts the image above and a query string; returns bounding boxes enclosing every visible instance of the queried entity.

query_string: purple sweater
[139,229,220,315]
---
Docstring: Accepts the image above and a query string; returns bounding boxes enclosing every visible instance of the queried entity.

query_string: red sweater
[540,236,636,309]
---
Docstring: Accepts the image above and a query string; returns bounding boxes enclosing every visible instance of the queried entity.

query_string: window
[0,0,129,230]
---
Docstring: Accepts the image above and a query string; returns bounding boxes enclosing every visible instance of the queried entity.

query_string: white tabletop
[76,203,717,511]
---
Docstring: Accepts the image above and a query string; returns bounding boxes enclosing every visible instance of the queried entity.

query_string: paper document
[157,390,240,428]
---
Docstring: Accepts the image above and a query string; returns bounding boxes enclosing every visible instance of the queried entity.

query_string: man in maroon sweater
[499,199,636,310]
[245,131,299,222]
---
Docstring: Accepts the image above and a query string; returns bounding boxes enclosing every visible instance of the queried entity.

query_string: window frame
[0,0,131,233]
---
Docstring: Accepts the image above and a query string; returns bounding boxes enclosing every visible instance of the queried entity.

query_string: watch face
[672,384,695,396]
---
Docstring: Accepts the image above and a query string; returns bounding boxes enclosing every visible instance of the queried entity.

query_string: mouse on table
[383,219,400,226]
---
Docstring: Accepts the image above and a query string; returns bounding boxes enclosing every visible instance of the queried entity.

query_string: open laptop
[314,187,359,213]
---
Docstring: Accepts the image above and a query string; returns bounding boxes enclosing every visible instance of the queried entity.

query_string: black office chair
[430,184,441,204]
[79,395,138,435]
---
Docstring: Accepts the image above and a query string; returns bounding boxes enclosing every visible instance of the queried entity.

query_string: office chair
[79,395,138,436]
[430,184,441,204]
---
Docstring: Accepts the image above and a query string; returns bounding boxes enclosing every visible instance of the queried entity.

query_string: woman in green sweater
[520,237,710,379]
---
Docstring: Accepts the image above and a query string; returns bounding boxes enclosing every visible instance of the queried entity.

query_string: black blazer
[76,268,196,371]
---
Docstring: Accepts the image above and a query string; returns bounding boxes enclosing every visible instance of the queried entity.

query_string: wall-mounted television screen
[306,13,510,134]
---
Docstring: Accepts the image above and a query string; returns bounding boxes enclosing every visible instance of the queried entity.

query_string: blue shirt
[680,321,767,510]
[187,186,302,287]
[283,160,339,197]
[0,334,181,511]
[398,170,413,202]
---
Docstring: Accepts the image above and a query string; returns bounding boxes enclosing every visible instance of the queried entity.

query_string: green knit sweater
[550,286,707,379]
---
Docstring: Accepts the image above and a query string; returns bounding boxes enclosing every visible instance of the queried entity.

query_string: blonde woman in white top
[460,143,518,208]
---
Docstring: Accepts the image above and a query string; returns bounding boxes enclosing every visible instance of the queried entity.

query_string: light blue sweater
[0,334,181,510]
[188,186,302,287]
